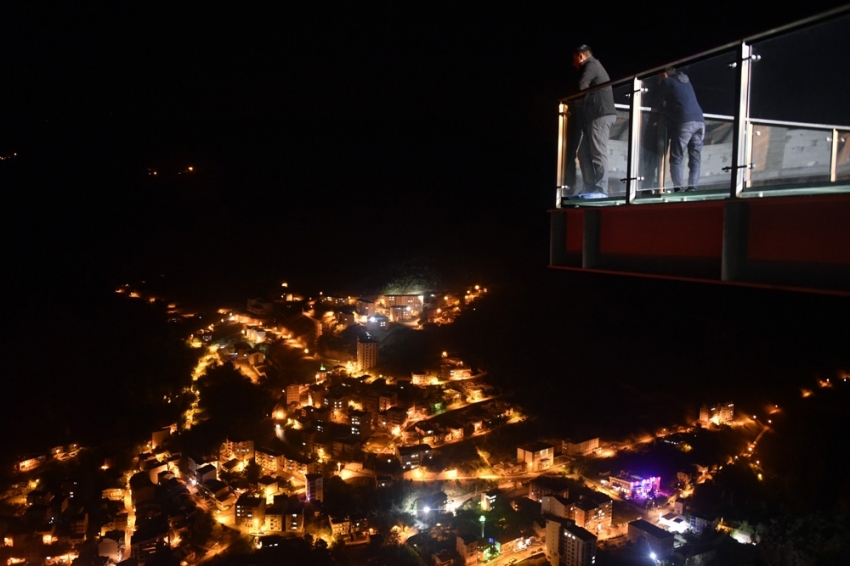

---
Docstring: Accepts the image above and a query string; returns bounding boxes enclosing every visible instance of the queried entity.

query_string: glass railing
[556,5,850,207]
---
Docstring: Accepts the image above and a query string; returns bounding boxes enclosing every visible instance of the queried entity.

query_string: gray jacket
[576,56,616,122]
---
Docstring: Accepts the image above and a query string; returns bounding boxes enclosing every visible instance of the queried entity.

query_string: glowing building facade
[609,473,661,499]
[699,402,735,425]
[357,335,379,371]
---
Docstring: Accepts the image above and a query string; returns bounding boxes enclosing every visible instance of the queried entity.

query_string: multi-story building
[366,314,388,332]
[221,437,255,462]
[321,295,351,306]
[330,516,350,537]
[285,510,304,534]
[348,410,371,438]
[481,489,499,512]
[383,294,423,309]
[563,437,599,456]
[357,335,379,371]
[350,514,369,537]
[529,476,570,502]
[235,495,266,530]
[546,517,597,566]
[541,494,571,518]
[356,298,376,317]
[542,492,612,534]
[397,444,433,470]
[411,370,428,385]
[245,326,266,343]
[440,357,465,380]
[379,406,409,432]
[627,519,674,557]
[286,384,306,406]
[255,447,286,473]
[546,517,573,565]
[572,496,612,534]
[379,390,397,411]
[389,304,413,322]
[264,505,283,533]
[338,310,356,327]
[699,402,735,425]
[456,533,479,565]
[560,523,597,566]
[306,473,323,502]
[308,383,326,408]
[517,441,555,472]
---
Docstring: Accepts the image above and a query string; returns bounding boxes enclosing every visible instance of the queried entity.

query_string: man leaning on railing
[657,66,705,192]
[571,44,617,199]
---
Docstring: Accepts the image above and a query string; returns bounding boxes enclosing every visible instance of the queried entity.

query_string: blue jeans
[669,121,704,189]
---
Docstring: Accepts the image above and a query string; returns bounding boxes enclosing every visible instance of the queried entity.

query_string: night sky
[3,4,849,455]
[4,2,849,290]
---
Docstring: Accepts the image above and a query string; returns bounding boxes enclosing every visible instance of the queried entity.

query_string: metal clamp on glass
[722,164,754,172]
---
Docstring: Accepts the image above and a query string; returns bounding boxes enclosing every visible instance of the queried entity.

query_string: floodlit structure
[699,401,735,425]
[609,473,661,499]
[550,6,850,294]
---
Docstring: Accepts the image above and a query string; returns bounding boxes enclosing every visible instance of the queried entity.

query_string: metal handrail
[615,103,733,122]
[558,4,850,106]
[748,118,850,131]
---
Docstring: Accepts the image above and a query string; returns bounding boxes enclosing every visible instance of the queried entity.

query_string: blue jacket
[659,73,704,125]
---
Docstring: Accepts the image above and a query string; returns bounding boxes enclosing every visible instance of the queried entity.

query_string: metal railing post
[625,77,643,204]
[830,128,839,183]
[730,42,754,197]
[556,103,570,208]
[745,121,754,189]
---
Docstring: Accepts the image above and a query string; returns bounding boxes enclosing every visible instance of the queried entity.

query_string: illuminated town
[2,278,846,566]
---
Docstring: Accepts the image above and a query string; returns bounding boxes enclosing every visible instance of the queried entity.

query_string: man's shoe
[684,187,697,192]
[673,187,683,193]
[575,191,609,199]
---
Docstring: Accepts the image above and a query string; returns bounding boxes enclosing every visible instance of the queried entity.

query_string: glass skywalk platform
[549,6,850,294]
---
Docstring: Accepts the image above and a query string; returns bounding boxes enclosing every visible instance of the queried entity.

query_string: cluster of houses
[317,288,487,331]
[271,354,513,470]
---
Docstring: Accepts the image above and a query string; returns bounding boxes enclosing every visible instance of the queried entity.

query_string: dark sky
[4,1,849,296]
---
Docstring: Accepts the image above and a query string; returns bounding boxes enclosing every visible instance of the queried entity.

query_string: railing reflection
[556,5,850,208]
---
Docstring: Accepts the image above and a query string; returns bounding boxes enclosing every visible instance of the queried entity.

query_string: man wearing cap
[658,67,704,192]
[572,45,617,198]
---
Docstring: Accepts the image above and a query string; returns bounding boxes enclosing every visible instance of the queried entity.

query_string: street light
[479,515,486,538]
